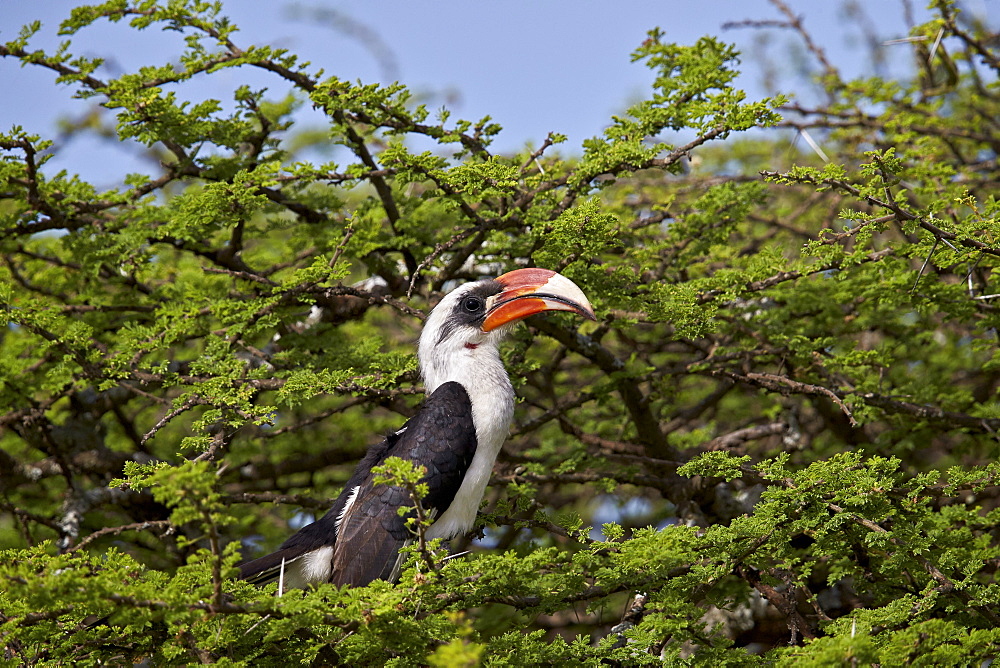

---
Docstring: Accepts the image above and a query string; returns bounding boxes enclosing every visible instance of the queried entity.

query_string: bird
[238,268,595,590]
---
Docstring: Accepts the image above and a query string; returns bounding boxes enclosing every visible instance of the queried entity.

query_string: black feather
[238,381,478,587]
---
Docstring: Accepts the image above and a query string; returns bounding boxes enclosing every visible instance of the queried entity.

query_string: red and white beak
[482,268,596,332]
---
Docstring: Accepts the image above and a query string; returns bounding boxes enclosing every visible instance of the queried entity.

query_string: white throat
[420,332,515,455]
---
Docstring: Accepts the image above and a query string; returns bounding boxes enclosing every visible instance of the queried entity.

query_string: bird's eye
[462,296,484,313]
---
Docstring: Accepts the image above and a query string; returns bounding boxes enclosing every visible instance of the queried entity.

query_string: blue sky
[2,1,996,187]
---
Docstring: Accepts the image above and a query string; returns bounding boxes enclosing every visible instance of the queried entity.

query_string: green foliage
[2,0,1000,663]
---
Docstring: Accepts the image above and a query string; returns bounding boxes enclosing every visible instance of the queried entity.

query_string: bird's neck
[422,344,515,453]
[421,345,515,540]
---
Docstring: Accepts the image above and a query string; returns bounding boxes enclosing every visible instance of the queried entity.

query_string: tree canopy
[2,0,999,664]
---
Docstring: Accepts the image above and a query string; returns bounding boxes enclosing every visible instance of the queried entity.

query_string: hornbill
[238,268,595,589]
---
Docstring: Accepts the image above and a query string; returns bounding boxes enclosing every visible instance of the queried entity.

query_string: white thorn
[798,128,829,164]
[882,36,928,46]
[929,27,945,60]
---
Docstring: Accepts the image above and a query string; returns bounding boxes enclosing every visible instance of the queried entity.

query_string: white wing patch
[271,550,330,591]
[297,545,334,584]
[335,485,361,535]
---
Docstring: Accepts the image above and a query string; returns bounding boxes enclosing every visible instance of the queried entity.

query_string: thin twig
[72,520,173,552]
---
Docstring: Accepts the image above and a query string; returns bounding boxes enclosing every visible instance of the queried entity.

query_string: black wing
[238,381,478,587]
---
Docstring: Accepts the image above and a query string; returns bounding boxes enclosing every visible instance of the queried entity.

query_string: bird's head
[418,268,595,392]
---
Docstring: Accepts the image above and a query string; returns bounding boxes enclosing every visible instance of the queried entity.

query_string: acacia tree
[2,0,999,664]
